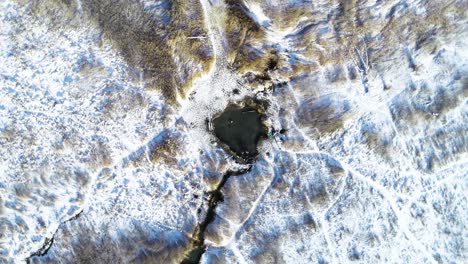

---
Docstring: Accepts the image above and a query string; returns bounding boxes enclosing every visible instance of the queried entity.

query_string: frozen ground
[0,0,466,263]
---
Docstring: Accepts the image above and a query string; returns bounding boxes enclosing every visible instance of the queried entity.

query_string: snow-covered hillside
[0,0,466,263]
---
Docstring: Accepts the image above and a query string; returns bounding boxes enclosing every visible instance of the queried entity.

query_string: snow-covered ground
[0,0,466,263]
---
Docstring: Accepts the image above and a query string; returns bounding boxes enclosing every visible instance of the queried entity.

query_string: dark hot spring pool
[213,104,267,161]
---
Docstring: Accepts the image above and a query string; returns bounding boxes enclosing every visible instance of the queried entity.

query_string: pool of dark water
[213,104,266,161]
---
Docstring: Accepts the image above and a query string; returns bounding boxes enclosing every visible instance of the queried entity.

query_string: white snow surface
[0,0,467,263]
